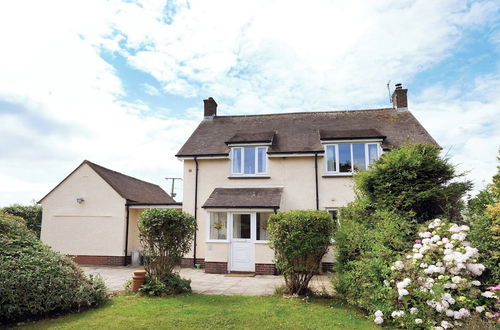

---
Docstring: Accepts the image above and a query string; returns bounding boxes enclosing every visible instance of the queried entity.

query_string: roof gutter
[193,156,199,268]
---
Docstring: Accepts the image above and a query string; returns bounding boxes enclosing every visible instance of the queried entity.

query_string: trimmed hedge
[0,213,106,324]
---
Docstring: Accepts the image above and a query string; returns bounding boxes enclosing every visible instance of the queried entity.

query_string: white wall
[182,156,355,263]
[40,163,127,256]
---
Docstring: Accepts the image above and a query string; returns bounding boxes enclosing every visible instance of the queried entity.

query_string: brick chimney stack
[203,97,217,118]
[391,83,408,110]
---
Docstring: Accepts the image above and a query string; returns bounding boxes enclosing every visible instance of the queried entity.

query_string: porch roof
[202,187,283,209]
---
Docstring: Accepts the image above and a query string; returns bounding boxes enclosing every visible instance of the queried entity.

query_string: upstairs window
[325,143,380,174]
[231,146,268,175]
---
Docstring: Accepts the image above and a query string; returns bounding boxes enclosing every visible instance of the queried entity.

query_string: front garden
[2,144,499,329]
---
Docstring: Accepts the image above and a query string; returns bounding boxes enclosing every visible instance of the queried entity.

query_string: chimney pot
[391,83,408,110]
[203,97,217,118]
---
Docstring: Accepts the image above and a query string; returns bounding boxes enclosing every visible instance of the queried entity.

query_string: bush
[372,219,497,328]
[0,213,106,324]
[356,144,471,223]
[467,153,500,286]
[334,144,471,315]
[1,203,42,237]
[139,274,192,296]
[139,208,196,296]
[268,210,334,295]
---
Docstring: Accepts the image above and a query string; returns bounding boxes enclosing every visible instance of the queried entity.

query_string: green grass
[20,294,381,329]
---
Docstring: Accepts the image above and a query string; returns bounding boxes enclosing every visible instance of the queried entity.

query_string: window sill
[206,240,229,243]
[322,173,353,177]
[255,240,270,244]
[228,176,270,179]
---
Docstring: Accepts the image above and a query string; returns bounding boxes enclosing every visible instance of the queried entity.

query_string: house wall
[40,163,127,262]
[181,155,355,272]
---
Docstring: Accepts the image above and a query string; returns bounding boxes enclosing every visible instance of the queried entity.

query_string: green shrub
[356,144,471,223]
[1,203,42,237]
[139,274,192,296]
[268,210,334,295]
[467,153,500,285]
[139,208,196,296]
[333,144,471,315]
[0,213,106,324]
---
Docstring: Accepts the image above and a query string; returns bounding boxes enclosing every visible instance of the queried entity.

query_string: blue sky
[0,0,499,206]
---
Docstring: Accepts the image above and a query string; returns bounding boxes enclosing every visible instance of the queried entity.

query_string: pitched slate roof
[202,188,283,209]
[39,160,176,204]
[176,108,438,157]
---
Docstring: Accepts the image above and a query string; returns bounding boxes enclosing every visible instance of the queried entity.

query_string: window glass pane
[326,145,336,172]
[368,144,379,165]
[257,147,266,173]
[209,212,227,240]
[338,144,351,172]
[232,148,241,173]
[352,143,366,171]
[243,147,256,174]
[256,213,271,240]
[233,214,251,239]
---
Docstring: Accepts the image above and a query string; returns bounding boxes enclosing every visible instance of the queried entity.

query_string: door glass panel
[338,144,351,172]
[352,143,366,171]
[233,214,251,239]
[256,212,271,241]
[243,147,256,174]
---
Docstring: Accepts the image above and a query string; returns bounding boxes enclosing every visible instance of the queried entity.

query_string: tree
[268,210,334,295]
[138,209,196,295]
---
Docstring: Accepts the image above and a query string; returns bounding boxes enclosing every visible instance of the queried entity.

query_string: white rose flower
[394,260,404,270]
[475,306,485,313]
[410,307,418,314]
[374,316,383,324]
[451,276,461,284]
[415,318,423,324]
[374,310,383,317]
[441,320,453,329]
[446,309,455,317]
[471,280,481,286]
[481,291,496,298]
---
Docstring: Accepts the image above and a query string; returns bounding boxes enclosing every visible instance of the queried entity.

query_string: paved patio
[82,266,334,296]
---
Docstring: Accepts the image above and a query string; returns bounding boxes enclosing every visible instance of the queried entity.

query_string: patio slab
[82,266,334,296]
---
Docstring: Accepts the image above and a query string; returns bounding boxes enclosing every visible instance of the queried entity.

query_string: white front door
[230,213,255,272]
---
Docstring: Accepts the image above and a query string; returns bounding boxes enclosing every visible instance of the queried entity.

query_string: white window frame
[230,146,269,177]
[324,142,381,175]
[206,212,230,243]
[205,211,273,243]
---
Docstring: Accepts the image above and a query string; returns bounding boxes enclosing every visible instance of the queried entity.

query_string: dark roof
[176,108,438,157]
[319,128,385,140]
[202,188,283,209]
[225,131,275,145]
[39,160,176,204]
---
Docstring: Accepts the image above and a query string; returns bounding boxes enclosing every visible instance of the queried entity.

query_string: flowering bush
[373,219,497,329]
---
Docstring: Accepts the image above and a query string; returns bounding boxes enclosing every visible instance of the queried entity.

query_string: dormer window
[231,146,268,176]
[324,142,380,175]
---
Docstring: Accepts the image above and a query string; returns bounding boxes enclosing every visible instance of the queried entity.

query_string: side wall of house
[40,163,127,264]
[181,156,355,273]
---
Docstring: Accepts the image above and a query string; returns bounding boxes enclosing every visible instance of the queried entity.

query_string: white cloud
[0,0,498,205]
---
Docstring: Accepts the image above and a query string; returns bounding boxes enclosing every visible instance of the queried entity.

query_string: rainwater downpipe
[193,157,199,267]
[314,152,319,210]
[124,205,130,266]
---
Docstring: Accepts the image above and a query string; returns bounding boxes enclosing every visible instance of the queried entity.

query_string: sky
[0,0,499,206]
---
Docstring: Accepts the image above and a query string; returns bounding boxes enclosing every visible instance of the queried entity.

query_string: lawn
[20,294,381,329]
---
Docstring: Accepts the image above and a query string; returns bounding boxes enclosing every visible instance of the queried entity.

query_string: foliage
[0,212,106,324]
[372,219,497,329]
[23,294,381,330]
[467,152,500,285]
[334,144,472,318]
[268,210,334,295]
[1,202,42,237]
[356,144,471,223]
[139,274,191,296]
[138,208,196,296]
